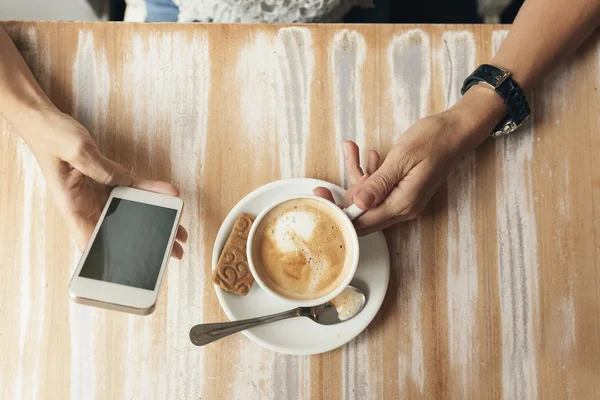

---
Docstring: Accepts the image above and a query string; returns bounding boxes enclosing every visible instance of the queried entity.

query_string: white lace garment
[172,0,373,23]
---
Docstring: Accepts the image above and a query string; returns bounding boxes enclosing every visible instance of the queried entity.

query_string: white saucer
[212,178,390,355]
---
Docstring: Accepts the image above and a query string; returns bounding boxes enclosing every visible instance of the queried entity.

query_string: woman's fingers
[313,186,337,204]
[366,150,380,175]
[353,157,403,210]
[176,225,188,243]
[132,180,180,196]
[67,141,133,187]
[344,141,364,185]
[171,241,184,260]
[343,173,369,206]
[353,165,432,231]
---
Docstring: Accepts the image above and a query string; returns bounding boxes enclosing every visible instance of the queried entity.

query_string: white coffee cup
[246,194,364,307]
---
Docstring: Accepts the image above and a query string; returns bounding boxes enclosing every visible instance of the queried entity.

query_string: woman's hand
[0,26,186,256]
[24,108,188,257]
[315,86,506,235]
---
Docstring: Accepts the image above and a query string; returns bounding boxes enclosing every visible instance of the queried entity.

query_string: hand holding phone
[69,186,184,315]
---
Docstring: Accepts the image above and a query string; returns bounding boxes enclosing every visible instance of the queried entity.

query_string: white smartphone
[69,186,183,315]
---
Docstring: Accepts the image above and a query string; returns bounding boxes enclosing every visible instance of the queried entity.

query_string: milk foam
[271,210,328,291]
[256,198,349,300]
[331,286,363,321]
[272,211,318,251]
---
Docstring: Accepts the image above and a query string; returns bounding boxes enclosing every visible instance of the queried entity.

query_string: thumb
[69,144,133,187]
[353,159,402,210]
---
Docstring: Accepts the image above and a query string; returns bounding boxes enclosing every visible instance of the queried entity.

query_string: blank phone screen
[79,198,177,290]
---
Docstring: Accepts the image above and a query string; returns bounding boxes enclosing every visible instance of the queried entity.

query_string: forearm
[454,0,600,144]
[492,0,600,92]
[0,26,55,139]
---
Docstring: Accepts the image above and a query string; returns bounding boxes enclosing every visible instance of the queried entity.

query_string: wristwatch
[461,64,531,138]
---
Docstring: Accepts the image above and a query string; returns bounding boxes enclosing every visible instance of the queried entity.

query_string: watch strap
[461,64,531,137]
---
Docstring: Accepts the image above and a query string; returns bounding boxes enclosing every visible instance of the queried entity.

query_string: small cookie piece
[212,213,255,296]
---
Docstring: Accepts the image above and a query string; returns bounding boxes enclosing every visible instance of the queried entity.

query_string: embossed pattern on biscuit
[212,213,255,296]
[233,215,252,240]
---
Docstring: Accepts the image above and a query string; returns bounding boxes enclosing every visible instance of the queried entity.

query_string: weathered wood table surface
[1,22,599,400]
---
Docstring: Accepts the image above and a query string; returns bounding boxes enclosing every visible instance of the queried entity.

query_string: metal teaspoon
[189,285,366,346]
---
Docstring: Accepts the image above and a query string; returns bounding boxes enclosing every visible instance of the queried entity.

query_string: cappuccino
[252,198,353,300]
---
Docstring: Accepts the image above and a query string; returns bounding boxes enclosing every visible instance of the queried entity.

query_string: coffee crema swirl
[252,198,353,300]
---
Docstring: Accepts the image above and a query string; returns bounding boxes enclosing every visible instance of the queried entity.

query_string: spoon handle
[189,308,301,346]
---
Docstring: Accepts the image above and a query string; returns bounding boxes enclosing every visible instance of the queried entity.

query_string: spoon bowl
[190,285,367,346]
[309,286,367,325]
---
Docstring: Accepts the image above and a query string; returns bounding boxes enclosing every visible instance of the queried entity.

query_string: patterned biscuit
[212,213,255,296]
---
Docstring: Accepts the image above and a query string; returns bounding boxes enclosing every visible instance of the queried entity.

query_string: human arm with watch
[315,0,600,235]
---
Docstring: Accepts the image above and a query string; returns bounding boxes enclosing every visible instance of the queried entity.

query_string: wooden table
[1,22,599,400]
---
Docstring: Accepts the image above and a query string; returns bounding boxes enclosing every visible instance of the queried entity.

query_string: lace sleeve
[174,0,374,23]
